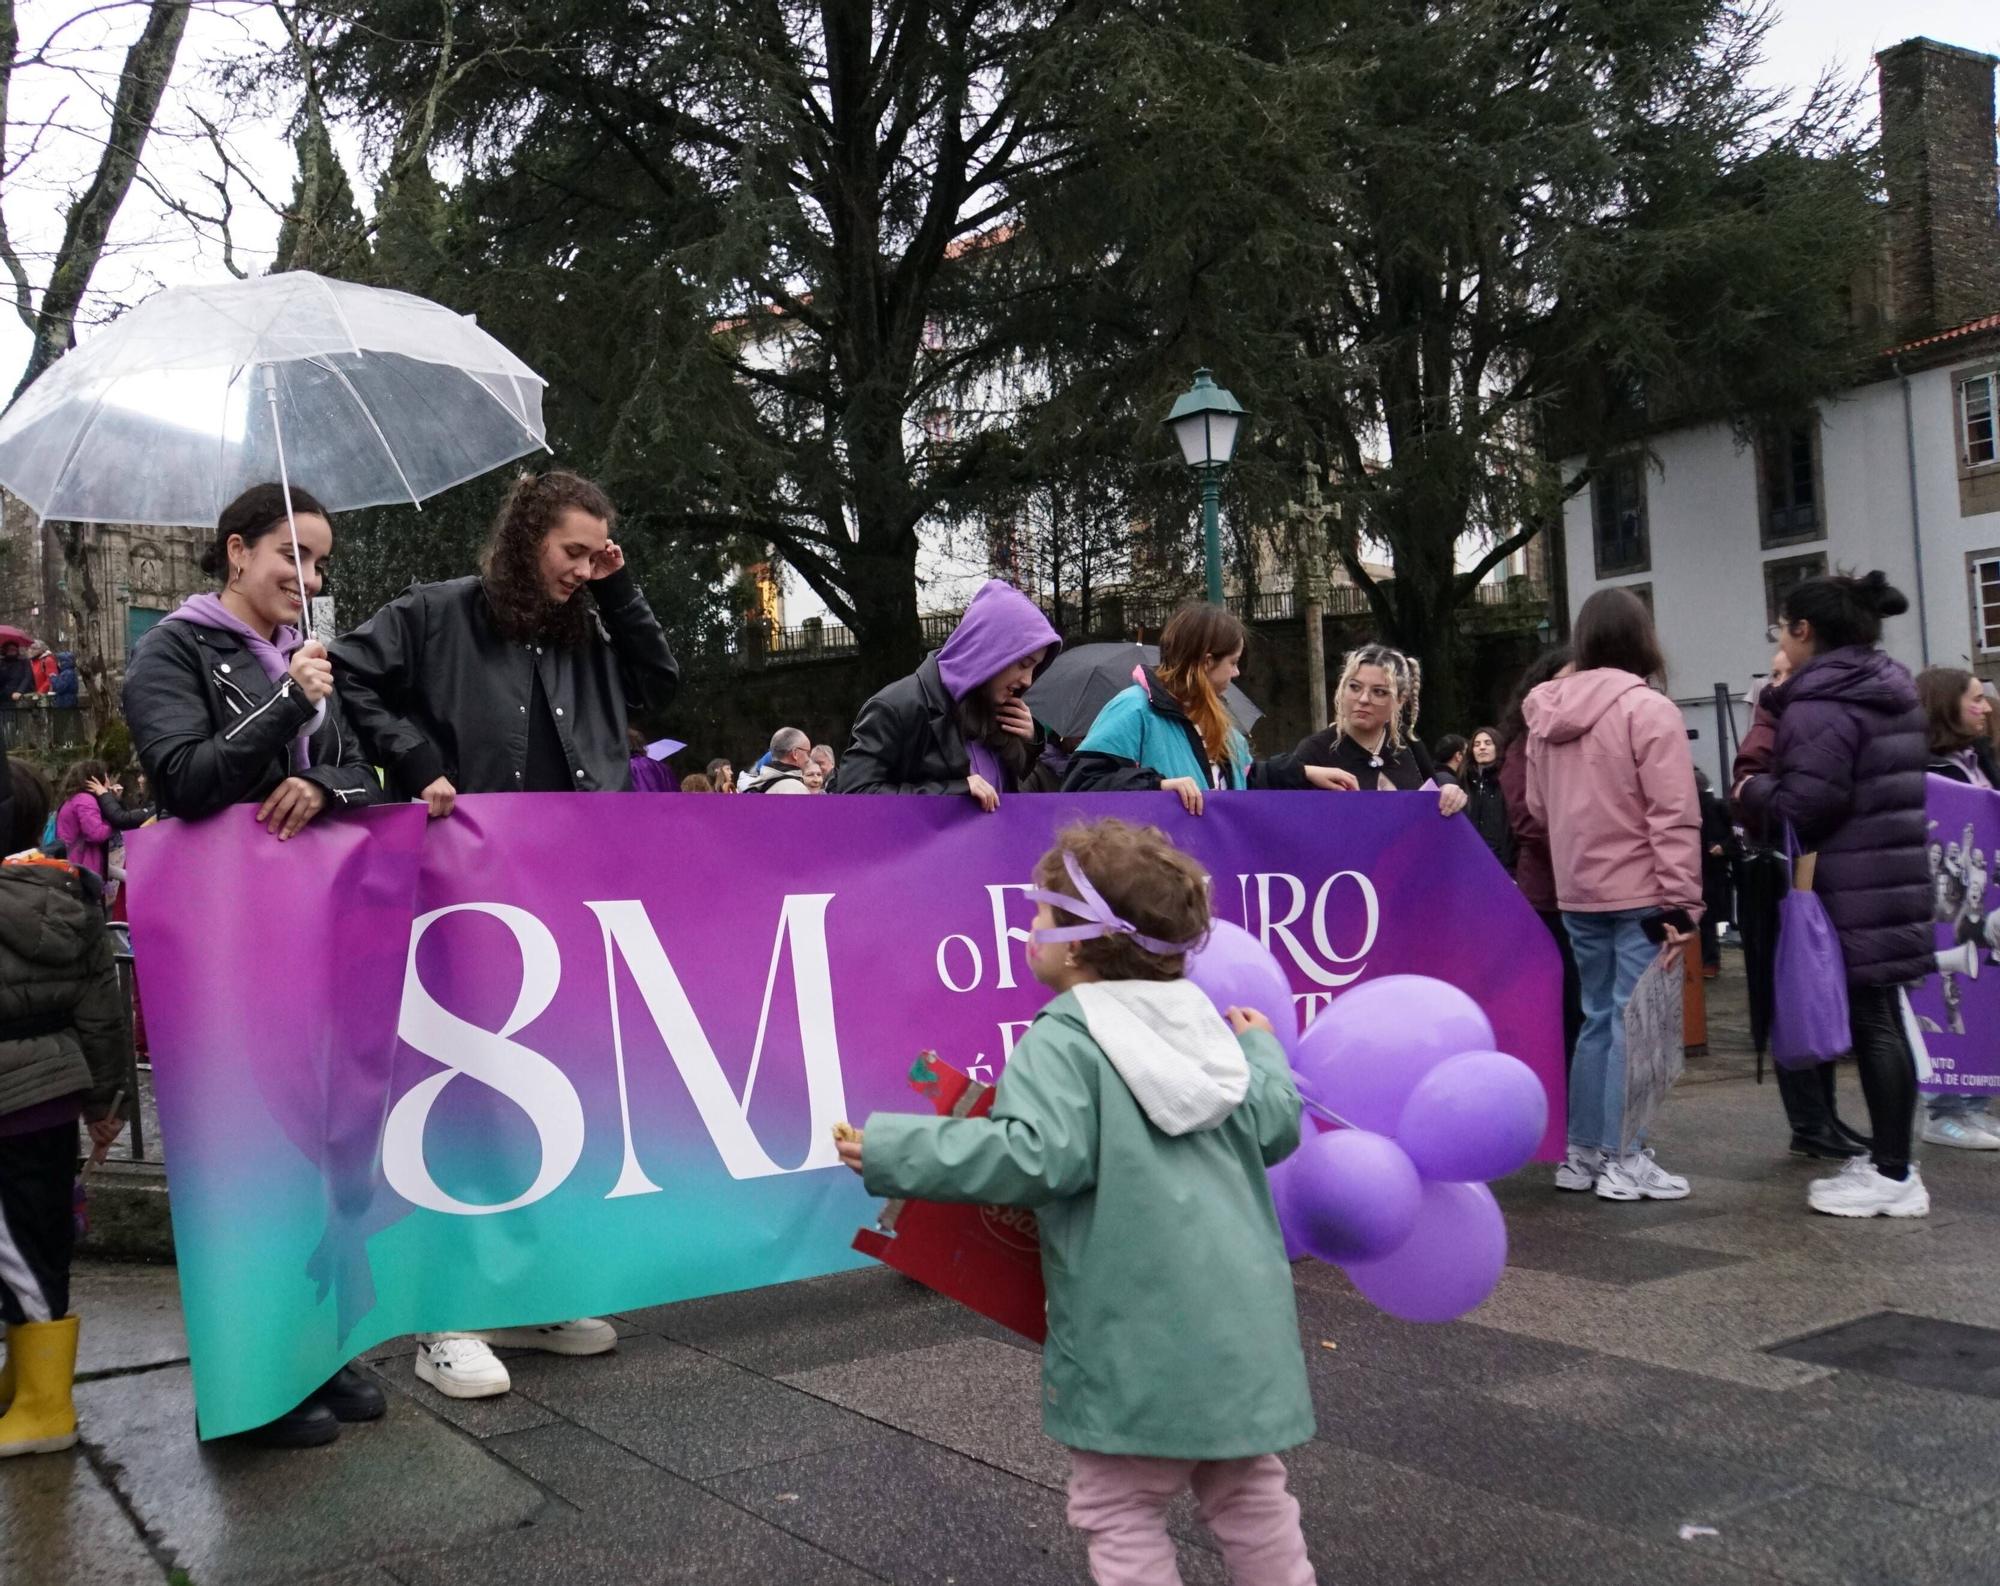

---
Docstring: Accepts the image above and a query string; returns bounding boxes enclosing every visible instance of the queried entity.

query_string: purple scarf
[163,593,323,771]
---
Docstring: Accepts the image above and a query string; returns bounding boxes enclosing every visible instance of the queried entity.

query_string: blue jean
[1563,908,1660,1155]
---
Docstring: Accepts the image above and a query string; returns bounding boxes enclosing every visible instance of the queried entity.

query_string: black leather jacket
[331,571,679,796]
[834,655,1046,794]
[122,620,388,821]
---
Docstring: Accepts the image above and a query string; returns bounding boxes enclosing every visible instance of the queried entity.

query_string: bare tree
[2,0,196,401]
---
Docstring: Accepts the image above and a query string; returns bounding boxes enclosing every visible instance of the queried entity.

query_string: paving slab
[782,1337,1064,1488]
[621,1265,1014,1375]
[71,1364,546,1586]
[1697,1483,2000,1586]
[364,1353,561,1440]
[0,1448,164,1586]
[1496,1355,2000,1519]
[505,1330,895,1479]
[390,1421,886,1585]
[71,1261,187,1377]
[703,1427,1227,1586]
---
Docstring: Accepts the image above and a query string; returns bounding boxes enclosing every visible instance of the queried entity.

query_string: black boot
[1789,1125,1866,1159]
[310,1365,387,1423]
[1818,1064,1872,1152]
[229,1399,340,1449]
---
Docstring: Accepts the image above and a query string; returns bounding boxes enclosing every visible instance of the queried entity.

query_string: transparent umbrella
[0,272,547,630]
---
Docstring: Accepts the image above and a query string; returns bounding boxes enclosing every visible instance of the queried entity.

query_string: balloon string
[1297,1091,1356,1131]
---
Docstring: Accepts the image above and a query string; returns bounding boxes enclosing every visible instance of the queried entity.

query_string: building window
[1971,554,2000,655]
[1963,372,1997,469]
[1591,457,1648,578]
[1757,422,1822,547]
[1763,553,1828,626]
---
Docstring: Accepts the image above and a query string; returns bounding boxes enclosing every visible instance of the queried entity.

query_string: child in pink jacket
[1525,588,1701,1204]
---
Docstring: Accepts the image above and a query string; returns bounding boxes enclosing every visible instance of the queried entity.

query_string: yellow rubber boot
[0,1316,79,1457]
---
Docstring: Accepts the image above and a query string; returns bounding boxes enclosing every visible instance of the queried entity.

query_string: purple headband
[1026,851,1201,958]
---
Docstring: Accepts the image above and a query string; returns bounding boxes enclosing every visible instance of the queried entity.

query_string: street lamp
[1164,368,1247,606]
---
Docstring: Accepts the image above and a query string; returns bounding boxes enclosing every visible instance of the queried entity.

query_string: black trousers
[1774,1060,1845,1135]
[0,1120,77,1326]
[1536,909,1585,1080]
[1849,984,1917,1180]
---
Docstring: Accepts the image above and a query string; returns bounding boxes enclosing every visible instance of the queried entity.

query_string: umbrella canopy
[0,272,546,527]
[1026,642,1264,742]
[0,625,34,649]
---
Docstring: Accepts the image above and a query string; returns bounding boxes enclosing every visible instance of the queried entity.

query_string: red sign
[851,1054,1048,1342]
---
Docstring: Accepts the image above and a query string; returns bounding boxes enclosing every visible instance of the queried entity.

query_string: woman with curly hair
[333,470,679,814]
[332,470,679,1402]
[1258,643,1468,818]
[1063,604,1357,812]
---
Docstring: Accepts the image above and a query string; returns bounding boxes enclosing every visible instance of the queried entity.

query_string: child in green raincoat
[838,817,1316,1585]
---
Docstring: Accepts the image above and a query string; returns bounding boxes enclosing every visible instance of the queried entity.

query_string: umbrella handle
[263,365,310,646]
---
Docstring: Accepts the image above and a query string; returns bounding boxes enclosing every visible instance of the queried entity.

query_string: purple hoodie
[934,581,1061,789]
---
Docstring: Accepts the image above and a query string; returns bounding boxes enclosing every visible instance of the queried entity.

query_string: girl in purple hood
[1740,571,1933,1219]
[835,580,1060,809]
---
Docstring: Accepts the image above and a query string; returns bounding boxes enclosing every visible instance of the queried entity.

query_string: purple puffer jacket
[1740,645,1931,987]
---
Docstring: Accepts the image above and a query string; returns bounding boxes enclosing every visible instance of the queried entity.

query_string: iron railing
[738,576,1546,664]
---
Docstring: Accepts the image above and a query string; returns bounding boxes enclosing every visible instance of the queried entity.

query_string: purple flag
[127,790,1560,1435]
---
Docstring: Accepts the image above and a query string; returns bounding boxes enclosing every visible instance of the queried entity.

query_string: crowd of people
[0,467,1986,1582]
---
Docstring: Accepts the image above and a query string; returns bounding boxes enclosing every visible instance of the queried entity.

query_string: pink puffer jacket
[1523,669,1702,918]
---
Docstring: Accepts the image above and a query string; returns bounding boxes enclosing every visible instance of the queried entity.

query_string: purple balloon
[1396,1049,1549,1184]
[1187,919,1300,1056]
[1342,1180,1507,1324]
[1275,1128,1423,1264]
[1265,1155,1310,1261]
[1293,975,1495,1135]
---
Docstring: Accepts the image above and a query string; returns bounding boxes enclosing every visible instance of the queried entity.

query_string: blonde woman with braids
[1264,644,1469,817]
[1063,605,1357,812]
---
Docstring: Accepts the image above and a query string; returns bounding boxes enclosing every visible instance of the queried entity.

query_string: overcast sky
[2,1,1997,394]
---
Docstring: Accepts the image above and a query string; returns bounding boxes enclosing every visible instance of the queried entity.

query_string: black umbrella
[1734,845,1786,1079]
[1026,643,1263,742]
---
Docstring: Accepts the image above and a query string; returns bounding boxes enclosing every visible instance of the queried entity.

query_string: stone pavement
[8,968,2000,1586]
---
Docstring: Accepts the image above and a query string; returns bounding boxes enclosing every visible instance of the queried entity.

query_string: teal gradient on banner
[127,791,1560,1436]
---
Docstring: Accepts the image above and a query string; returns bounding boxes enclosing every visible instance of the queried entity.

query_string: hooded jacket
[0,858,127,1123]
[1524,668,1701,917]
[1063,670,1253,791]
[741,761,811,795]
[835,580,1060,795]
[50,652,78,708]
[861,984,1311,1460]
[1739,646,1931,986]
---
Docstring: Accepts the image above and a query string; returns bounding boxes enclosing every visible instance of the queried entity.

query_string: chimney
[1876,37,2000,337]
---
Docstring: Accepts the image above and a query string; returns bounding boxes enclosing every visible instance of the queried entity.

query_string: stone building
[0,488,207,699]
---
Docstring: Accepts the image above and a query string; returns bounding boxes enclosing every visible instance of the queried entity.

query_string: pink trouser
[1066,1450,1316,1586]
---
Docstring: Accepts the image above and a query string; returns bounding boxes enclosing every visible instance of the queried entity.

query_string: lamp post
[1164,368,1247,606]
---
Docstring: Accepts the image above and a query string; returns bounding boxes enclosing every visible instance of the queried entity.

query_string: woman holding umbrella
[121,481,390,1448]
[1060,605,1358,810]
[834,579,1061,808]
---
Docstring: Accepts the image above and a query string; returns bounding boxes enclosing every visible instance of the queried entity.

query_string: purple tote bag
[1770,824,1851,1069]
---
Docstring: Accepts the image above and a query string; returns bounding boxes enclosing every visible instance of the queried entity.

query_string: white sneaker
[479,1318,618,1357]
[1808,1161,1930,1218]
[1964,1112,2000,1146]
[1920,1116,2000,1151]
[415,1335,511,1399]
[1595,1149,1692,1202]
[1554,1146,1601,1191]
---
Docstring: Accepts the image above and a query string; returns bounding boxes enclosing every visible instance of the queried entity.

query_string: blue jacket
[1064,675,1252,791]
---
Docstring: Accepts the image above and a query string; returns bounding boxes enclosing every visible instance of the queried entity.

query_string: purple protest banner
[127,789,1560,1435]
[1910,774,2000,1094]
